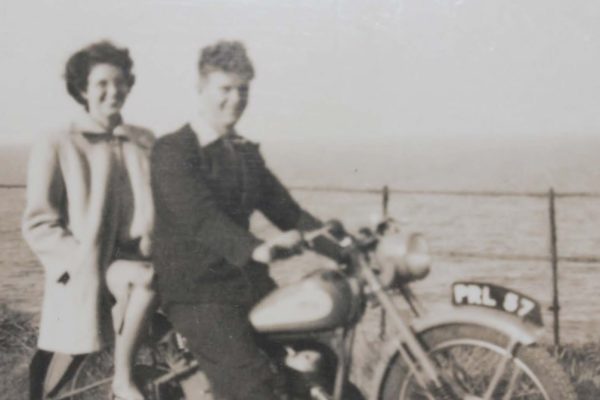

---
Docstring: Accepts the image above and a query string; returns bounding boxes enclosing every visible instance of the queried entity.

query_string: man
[150,40,336,399]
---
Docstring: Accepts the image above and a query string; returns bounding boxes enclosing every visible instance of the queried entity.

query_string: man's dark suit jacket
[150,124,322,306]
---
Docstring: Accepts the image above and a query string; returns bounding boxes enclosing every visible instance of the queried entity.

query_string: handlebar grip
[326,219,347,239]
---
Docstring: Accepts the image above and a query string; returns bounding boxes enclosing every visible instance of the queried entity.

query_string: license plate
[452,282,543,326]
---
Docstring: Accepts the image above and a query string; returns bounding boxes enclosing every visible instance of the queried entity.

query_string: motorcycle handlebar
[302,219,379,257]
[270,219,385,264]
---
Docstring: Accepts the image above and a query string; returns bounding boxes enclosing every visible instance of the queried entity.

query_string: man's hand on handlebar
[251,220,358,264]
[252,230,305,264]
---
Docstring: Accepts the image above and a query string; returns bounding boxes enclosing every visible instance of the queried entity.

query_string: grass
[0,305,35,400]
[1,305,599,400]
[556,344,600,399]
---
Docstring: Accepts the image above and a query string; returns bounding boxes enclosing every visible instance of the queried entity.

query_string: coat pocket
[57,271,70,284]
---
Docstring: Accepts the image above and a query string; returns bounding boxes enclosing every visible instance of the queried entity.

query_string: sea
[1,132,600,343]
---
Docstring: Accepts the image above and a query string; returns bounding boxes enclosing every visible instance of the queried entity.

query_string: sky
[1,0,600,146]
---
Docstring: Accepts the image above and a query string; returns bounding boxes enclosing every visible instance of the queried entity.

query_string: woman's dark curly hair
[198,40,255,80]
[64,40,135,108]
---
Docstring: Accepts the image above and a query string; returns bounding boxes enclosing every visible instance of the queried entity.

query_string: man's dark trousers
[166,267,281,400]
[168,302,281,400]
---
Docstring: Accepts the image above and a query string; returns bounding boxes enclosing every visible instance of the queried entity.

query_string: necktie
[221,136,250,209]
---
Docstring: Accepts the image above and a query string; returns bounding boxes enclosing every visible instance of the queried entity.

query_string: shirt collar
[189,114,234,147]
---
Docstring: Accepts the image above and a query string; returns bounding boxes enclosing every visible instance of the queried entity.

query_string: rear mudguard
[369,306,544,398]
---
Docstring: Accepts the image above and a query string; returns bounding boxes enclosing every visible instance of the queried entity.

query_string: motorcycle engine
[283,347,334,399]
[285,349,323,374]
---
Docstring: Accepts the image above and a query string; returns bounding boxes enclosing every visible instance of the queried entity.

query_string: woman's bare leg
[107,260,156,400]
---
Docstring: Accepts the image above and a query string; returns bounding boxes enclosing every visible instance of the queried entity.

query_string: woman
[22,41,155,400]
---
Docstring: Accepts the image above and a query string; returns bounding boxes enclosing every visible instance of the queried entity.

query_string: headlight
[375,230,431,287]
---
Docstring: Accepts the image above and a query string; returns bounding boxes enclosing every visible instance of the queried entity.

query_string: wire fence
[288,184,600,349]
[291,184,600,261]
[4,183,599,347]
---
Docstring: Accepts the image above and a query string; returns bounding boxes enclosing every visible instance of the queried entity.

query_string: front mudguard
[411,306,544,345]
[369,306,544,398]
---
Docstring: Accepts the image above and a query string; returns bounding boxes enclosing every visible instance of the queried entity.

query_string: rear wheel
[47,344,185,400]
[45,347,112,400]
[377,324,576,400]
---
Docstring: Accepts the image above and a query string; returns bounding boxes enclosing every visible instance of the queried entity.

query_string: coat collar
[72,111,130,139]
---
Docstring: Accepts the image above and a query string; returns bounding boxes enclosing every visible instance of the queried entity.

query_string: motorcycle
[46,219,576,400]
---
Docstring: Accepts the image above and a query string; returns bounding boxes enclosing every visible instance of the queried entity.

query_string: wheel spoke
[395,342,552,399]
[50,377,112,399]
[502,367,523,400]
[483,340,518,399]
[433,343,501,395]
[48,343,189,400]
[379,325,575,400]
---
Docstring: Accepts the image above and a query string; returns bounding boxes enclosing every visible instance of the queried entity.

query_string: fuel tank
[250,269,358,333]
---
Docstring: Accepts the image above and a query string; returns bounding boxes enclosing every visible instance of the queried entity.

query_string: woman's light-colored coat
[22,113,154,354]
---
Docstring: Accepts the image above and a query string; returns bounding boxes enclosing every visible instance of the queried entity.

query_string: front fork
[362,263,530,400]
[361,262,459,400]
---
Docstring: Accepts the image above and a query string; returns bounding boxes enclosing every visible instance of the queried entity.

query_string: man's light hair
[198,40,255,80]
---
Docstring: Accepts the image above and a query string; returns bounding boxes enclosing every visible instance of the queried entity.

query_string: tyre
[376,324,576,400]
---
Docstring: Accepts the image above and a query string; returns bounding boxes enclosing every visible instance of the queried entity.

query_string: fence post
[379,185,390,340]
[548,188,561,351]
[382,185,389,218]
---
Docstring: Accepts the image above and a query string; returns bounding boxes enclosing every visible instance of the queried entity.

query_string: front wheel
[376,324,576,400]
